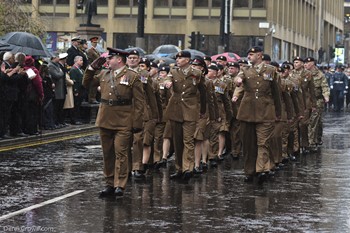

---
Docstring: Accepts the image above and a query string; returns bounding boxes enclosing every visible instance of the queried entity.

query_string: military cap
[281,64,291,70]
[203,55,212,61]
[159,65,170,73]
[277,67,285,73]
[227,62,240,68]
[89,36,99,42]
[176,51,191,58]
[304,57,315,63]
[128,50,140,56]
[293,56,304,62]
[262,54,271,61]
[216,55,227,61]
[71,36,80,42]
[247,46,263,54]
[335,65,344,70]
[207,64,219,71]
[282,61,294,69]
[79,39,87,45]
[217,64,224,70]
[191,56,206,67]
[237,59,248,64]
[106,47,129,58]
[270,61,280,68]
[150,61,158,69]
[139,57,150,67]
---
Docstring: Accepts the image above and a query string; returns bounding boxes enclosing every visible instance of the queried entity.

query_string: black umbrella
[183,49,206,59]
[1,32,52,57]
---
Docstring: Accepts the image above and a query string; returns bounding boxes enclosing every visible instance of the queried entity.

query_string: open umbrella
[152,44,180,57]
[1,32,52,57]
[211,52,241,62]
[183,49,206,59]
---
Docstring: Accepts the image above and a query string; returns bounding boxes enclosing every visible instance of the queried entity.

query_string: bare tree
[0,0,47,36]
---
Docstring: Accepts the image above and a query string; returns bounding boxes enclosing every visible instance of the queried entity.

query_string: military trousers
[240,121,274,175]
[99,127,132,189]
[153,122,166,163]
[170,120,196,173]
[270,121,284,168]
[230,119,242,157]
[308,99,325,145]
[299,109,311,148]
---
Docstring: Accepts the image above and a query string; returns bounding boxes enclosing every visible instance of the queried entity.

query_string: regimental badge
[304,78,307,82]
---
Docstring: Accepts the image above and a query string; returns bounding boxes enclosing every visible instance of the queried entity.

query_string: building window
[100,0,108,5]
[173,0,186,7]
[155,0,169,7]
[233,0,249,8]
[212,0,221,7]
[117,0,139,6]
[252,0,265,8]
[194,0,208,7]
[40,0,68,4]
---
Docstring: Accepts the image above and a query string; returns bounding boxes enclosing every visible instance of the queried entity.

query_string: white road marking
[84,145,102,149]
[0,190,85,221]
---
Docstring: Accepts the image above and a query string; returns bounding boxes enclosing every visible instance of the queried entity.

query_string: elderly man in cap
[234,46,281,184]
[163,51,206,181]
[83,47,144,197]
[304,57,329,151]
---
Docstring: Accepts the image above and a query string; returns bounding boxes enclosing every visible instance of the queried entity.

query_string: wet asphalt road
[1,112,350,232]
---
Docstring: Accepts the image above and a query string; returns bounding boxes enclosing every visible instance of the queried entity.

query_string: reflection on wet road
[1,112,350,232]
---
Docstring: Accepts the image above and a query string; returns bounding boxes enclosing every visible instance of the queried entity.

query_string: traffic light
[188,31,196,49]
[256,38,264,48]
[329,46,335,59]
[200,34,206,47]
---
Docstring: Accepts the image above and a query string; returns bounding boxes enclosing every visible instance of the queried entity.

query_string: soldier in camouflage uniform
[291,56,316,154]
[304,57,330,151]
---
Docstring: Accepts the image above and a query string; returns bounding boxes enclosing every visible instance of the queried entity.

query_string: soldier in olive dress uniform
[163,51,206,181]
[83,47,144,197]
[234,47,281,184]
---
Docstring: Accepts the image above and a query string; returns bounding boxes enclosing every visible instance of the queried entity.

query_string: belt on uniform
[101,98,132,106]
[334,81,344,84]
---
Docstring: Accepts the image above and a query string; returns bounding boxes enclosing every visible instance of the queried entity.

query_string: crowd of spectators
[0,36,98,140]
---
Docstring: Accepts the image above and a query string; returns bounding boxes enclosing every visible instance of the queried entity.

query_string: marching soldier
[227,62,242,160]
[235,46,281,184]
[304,57,330,151]
[84,47,144,197]
[153,65,173,169]
[291,56,316,154]
[163,51,206,181]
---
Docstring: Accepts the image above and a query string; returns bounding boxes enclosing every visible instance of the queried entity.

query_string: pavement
[0,123,98,151]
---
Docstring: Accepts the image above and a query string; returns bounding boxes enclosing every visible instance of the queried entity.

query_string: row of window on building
[25,0,266,8]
